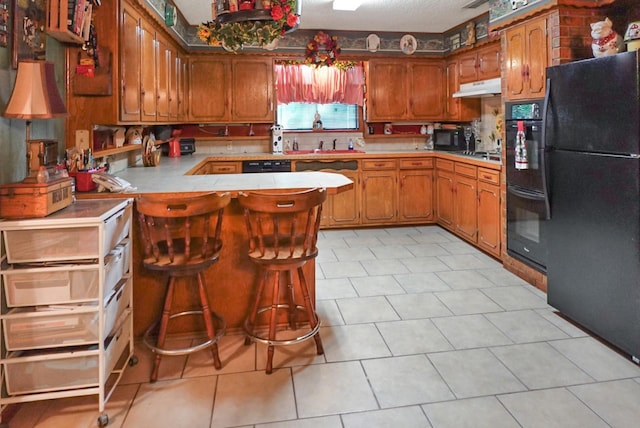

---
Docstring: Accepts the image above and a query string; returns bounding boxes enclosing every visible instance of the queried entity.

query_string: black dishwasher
[242,160,291,173]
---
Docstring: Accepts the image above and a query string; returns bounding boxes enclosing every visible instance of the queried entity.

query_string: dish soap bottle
[348,138,354,150]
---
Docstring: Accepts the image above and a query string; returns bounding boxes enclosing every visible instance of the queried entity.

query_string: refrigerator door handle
[507,185,546,201]
[541,78,552,220]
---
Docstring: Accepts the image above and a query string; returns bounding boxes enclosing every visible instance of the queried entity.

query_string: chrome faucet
[333,139,337,150]
[318,140,324,150]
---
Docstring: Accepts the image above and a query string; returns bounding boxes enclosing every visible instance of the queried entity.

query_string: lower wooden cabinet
[326,169,360,227]
[398,158,434,223]
[453,162,478,242]
[477,168,501,258]
[361,159,397,225]
[435,159,455,229]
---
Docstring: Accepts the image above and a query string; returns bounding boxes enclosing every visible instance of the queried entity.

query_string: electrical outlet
[226,142,233,151]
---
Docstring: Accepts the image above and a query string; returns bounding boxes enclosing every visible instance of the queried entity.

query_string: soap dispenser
[348,138,354,150]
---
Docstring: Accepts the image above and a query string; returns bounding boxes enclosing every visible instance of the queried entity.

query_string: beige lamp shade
[3,61,68,119]
[624,22,640,52]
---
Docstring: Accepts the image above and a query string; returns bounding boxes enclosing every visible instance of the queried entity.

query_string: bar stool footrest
[143,310,227,356]
[244,304,321,346]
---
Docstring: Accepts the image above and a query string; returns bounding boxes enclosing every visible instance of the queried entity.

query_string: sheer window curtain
[275,63,364,106]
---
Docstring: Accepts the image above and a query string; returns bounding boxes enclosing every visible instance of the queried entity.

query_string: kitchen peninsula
[84,161,353,337]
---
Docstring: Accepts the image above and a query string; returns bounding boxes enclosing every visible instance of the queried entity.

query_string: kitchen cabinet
[139,17,158,122]
[398,158,434,223]
[477,168,501,258]
[188,57,274,123]
[0,199,135,427]
[294,160,361,228]
[504,16,548,100]
[120,4,142,122]
[367,59,445,122]
[453,162,478,242]
[444,60,481,122]
[435,159,455,230]
[192,161,242,175]
[458,42,501,84]
[361,159,397,225]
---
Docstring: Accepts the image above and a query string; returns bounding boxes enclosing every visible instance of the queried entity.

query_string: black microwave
[433,128,473,152]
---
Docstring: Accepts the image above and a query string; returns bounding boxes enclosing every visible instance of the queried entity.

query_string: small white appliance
[271,124,284,155]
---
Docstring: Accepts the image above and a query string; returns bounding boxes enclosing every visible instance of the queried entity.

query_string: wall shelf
[93,144,141,158]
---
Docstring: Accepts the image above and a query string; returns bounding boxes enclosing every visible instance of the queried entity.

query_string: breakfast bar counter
[79,166,353,337]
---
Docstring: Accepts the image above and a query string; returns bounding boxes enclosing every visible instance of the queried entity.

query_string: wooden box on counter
[0,178,74,218]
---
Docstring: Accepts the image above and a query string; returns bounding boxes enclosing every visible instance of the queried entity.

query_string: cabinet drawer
[454,163,477,178]
[362,159,397,170]
[104,245,127,299]
[4,349,100,395]
[2,206,131,263]
[399,158,434,169]
[208,162,240,174]
[2,266,99,307]
[478,168,499,185]
[3,306,99,351]
[435,159,454,172]
[105,314,132,375]
[103,279,131,337]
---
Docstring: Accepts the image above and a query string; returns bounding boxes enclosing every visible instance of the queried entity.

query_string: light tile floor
[7,226,640,428]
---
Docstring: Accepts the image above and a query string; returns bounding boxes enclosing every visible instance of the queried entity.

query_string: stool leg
[298,267,324,356]
[151,276,176,382]
[245,268,268,346]
[286,269,297,329]
[266,270,281,374]
[197,272,222,370]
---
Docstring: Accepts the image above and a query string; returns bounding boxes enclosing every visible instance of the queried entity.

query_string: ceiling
[173,0,491,34]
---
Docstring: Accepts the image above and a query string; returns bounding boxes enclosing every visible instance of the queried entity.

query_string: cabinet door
[155,35,171,121]
[458,51,478,84]
[435,169,454,230]
[477,43,501,80]
[525,17,548,99]
[367,61,407,121]
[120,6,141,122]
[139,18,157,122]
[454,174,477,242]
[505,25,526,100]
[408,61,444,120]
[398,168,434,223]
[231,59,274,123]
[188,58,229,123]
[327,170,360,227]
[445,60,480,122]
[477,181,501,258]
[178,54,188,120]
[168,49,179,121]
[362,167,396,224]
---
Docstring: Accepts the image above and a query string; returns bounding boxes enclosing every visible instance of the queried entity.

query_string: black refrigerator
[545,50,640,361]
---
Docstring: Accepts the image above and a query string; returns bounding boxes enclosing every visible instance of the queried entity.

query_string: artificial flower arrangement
[305,31,341,67]
[197,0,299,52]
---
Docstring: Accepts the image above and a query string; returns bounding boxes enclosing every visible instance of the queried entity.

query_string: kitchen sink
[455,151,501,161]
[284,149,365,155]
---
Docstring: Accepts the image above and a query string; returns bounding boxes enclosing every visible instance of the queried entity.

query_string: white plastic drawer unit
[2,305,99,351]
[3,315,131,395]
[2,265,100,307]
[1,200,132,264]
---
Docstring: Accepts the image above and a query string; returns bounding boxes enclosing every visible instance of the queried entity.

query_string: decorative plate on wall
[400,34,417,55]
[366,33,380,52]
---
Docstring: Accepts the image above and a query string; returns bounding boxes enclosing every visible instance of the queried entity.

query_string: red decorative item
[239,0,255,10]
[305,31,341,67]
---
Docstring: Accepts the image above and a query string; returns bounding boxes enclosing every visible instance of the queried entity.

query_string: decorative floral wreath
[197,0,299,52]
[305,31,341,67]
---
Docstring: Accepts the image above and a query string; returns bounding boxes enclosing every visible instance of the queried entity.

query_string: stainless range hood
[453,77,502,98]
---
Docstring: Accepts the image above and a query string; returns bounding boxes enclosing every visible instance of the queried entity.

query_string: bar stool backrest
[238,188,327,262]
[136,192,231,268]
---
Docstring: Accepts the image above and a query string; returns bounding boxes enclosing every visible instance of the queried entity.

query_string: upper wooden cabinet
[119,3,183,123]
[444,59,481,122]
[367,59,445,122]
[188,57,274,124]
[458,42,501,84]
[504,16,548,100]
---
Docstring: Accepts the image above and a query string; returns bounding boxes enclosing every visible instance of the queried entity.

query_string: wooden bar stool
[136,192,230,382]
[238,188,327,374]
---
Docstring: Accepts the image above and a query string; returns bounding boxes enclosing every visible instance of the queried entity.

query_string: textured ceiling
[173,0,490,33]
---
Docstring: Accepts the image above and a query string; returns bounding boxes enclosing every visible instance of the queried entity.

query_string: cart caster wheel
[98,413,109,427]
[128,355,139,366]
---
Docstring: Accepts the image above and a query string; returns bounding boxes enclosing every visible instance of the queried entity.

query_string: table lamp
[624,21,640,52]
[2,61,68,182]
